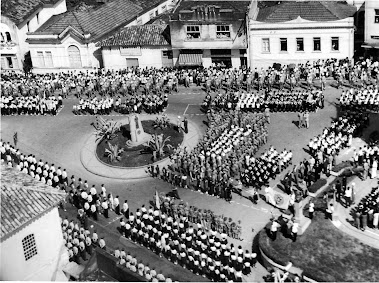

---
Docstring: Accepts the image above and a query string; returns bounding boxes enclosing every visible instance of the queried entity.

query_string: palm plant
[148,133,173,158]
[104,142,124,163]
[94,116,120,142]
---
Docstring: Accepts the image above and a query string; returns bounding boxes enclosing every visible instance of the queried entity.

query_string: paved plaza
[2,81,379,281]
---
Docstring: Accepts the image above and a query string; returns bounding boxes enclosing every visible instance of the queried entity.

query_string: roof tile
[0,165,66,240]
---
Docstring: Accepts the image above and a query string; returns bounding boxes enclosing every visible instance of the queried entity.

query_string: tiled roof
[1,0,62,26]
[129,0,167,10]
[171,0,251,21]
[256,1,357,23]
[31,0,143,42]
[0,165,66,241]
[98,24,170,47]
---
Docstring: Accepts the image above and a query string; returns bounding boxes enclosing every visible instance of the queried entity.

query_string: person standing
[304,111,310,129]
[114,195,120,215]
[291,221,299,242]
[183,117,188,134]
[123,200,129,219]
[177,116,182,133]
[270,219,280,240]
[308,199,315,219]
[102,199,109,218]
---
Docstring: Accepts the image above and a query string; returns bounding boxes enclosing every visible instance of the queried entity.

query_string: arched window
[5,32,11,42]
[68,45,82,68]
[22,234,38,261]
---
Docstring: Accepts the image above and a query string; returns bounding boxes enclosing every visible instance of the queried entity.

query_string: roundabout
[80,113,202,179]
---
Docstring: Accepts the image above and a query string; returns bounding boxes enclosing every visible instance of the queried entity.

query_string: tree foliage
[148,133,173,157]
[94,116,120,142]
[104,142,124,163]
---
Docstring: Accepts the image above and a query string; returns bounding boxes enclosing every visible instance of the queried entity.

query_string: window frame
[6,57,13,68]
[313,37,321,51]
[22,234,38,261]
[262,38,270,53]
[162,50,173,59]
[375,9,379,23]
[216,25,231,39]
[36,12,39,24]
[45,51,53,67]
[27,21,30,32]
[186,25,201,40]
[296,37,304,51]
[37,51,45,67]
[161,4,167,12]
[331,37,339,51]
[280,38,288,52]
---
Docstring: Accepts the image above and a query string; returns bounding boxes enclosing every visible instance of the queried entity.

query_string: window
[6,57,13,68]
[1,33,4,42]
[186,25,200,39]
[12,57,18,69]
[1,57,5,69]
[331,37,339,51]
[136,18,142,25]
[155,10,158,16]
[45,51,53,67]
[375,9,379,23]
[162,50,173,59]
[149,12,154,19]
[161,5,167,11]
[296,38,304,51]
[5,32,12,42]
[68,45,82,68]
[280,38,287,51]
[27,21,30,32]
[216,25,230,39]
[313,37,321,51]
[36,12,39,24]
[239,49,246,55]
[22,234,38,261]
[37,51,45,67]
[262,38,270,52]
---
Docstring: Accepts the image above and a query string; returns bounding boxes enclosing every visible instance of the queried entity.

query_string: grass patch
[258,213,379,282]
[96,121,183,167]
[308,178,327,194]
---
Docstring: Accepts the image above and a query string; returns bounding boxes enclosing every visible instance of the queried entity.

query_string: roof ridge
[1,184,66,196]
[319,1,340,20]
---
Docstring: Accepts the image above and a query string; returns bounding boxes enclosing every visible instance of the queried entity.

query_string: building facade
[1,0,67,71]
[0,166,66,281]
[362,0,379,58]
[169,0,251,68]
[99,25,172,69]
[248,1,357,69]
[26,0,175,73]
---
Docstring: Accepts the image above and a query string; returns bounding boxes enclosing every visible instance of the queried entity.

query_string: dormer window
[186,25,200,39]
[5,32,12,42]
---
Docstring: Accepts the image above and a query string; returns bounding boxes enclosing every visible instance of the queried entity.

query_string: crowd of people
[1,95,62,116]
[353,186,379,231]
[119,202,257,282]
[339,85,379,112]
[157,193,242,240]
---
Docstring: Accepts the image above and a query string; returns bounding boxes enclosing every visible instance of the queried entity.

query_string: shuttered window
[68,45,82,68]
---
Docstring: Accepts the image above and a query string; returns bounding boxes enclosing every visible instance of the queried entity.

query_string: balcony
[0,41,18,54]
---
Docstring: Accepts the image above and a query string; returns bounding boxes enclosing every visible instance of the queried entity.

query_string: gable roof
[30,0,143,42]
[98,24,171,47]
[1,0,62,26]
[0,165,66,241]
[256,1,357,23]
[128,0,168,11]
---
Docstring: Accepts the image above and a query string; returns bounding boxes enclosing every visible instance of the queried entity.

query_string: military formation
[0,95,62,116]
[339,85,379,113]
[119,202,256,282]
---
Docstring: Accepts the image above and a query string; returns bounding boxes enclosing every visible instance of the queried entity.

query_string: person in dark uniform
[183,117,188,134]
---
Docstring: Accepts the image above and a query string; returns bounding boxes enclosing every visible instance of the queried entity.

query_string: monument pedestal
[294,199,311,235]
[126,114,152,148]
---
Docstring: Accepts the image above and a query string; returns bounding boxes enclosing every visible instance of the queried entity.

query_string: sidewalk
[80,113,202,180]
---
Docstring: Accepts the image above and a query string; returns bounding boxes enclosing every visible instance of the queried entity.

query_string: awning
[362,42,379,49]
[178,53,202,66]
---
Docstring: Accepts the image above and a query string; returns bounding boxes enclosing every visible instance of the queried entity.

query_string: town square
[1,0,379,282]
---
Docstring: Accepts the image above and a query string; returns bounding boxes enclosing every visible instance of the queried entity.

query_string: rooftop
[0,165,66,241]
[98,24,171,47]
[30,0,143,42]
[256,1,357,23]
[170,0,251,21]
[1,0,62,26]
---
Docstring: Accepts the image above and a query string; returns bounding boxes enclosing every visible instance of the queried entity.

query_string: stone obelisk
[126,114,152,147]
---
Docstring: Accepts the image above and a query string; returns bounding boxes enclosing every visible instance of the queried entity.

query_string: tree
[94,116,120,142]
[148,134,173,158]
[104,142,124,163]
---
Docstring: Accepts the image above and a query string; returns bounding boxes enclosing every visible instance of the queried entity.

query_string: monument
[126,114,152,148]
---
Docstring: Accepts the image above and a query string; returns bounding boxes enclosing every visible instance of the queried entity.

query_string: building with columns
[1,0,67,71]
[248,1,357,69]
[169,0,251,68]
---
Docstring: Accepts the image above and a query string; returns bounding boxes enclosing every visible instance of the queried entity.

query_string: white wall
[0,208,64,281]
[102,46,173,69]
[249,17,355,68]
[364,0,379,45]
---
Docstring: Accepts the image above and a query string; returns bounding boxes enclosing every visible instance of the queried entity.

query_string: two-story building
[26,0,176,73]
[1,0,67,71]
[169,0,251,68]
[361,0,379,59]
[248,1,357,69]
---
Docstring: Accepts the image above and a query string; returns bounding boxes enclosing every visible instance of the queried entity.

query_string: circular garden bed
[96,120,184,167]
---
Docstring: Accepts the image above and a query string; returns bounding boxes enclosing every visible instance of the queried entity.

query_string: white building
[0,165,66,281]
[1,0,67,71]
[99,24,172,69]
[248,1,357,69]
[362,0,379,58]
[26,0,176,73]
